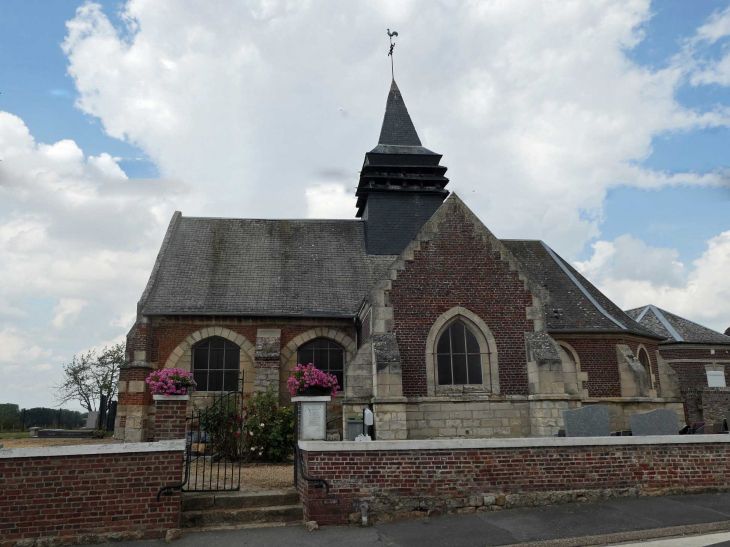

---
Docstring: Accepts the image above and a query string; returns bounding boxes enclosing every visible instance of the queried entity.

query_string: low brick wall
[298,436,730,525]
[0,440,184,546]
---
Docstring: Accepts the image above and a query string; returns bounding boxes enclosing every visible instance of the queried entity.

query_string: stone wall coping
[292,396,332,402]
[0,439,185,459]
[298,435,730,452]
[583,397,684,403]
[153,394,191,401]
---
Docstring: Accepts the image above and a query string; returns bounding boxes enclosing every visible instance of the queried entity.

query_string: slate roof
[377,80,423,147]
[140,216,395,317]
[625,305,730,345]
[502,240,662,338]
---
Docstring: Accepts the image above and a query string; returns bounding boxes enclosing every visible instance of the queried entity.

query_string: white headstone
[300,402,327,440]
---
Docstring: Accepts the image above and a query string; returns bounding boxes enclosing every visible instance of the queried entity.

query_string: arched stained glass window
[192,336,240,392]
[297,338,345,389]
[436,321,483,385]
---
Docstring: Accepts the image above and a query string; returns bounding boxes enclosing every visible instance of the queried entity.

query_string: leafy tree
[0,403,20,430]
[56,344,124,413]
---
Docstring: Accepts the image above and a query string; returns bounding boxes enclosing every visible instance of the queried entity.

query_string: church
[116,79,730,443]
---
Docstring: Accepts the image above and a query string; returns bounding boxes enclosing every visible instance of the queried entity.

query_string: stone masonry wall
[299,438,730,525]
[405,399,531,439]
[0,443,183,546]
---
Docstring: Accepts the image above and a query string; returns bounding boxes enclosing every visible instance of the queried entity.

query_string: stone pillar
[116,319,154,442]
[254,329,281,396]
[153,395,190,441]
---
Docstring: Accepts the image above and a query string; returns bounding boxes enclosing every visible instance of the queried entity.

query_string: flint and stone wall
[0,441,184,546]
[298,436,730,525]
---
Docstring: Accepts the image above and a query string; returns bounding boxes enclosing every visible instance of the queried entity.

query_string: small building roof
[502,240,662,339]
[625,305,730,345]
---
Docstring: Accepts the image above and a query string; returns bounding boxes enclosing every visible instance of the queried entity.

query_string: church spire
[355,79,450,254]
[377,80,422,147]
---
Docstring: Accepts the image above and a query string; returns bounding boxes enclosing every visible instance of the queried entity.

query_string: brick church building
[116,80,725,443]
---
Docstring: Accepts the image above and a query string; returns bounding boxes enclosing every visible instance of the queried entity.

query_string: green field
[0,431,30,440]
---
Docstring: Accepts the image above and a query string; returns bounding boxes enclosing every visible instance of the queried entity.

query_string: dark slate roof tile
[142,217,393,316]
[626,305,730,345]
[502,240,661,338]
[377,80,422,147]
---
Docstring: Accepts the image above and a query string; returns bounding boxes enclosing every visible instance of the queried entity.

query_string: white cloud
[0,328,51,364]
[52,298,89,329]
[34,364,54,371]
[0,111,189,409]
[575,230,730,334]
[60,1,730,258]
[305,183,357,219]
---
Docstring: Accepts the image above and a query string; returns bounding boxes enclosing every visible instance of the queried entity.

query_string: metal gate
[183,388,244,492]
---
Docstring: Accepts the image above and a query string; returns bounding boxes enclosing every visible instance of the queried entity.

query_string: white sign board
[300,402,327,440]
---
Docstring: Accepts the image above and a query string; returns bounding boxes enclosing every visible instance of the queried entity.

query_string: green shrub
[198,399,242,461]
[241,389,294,463]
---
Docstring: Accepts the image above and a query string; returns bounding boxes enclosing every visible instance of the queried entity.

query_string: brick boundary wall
[0,440,184,546]
[297,436,730,525]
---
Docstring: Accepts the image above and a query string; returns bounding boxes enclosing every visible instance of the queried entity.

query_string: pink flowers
[286,363,339,396]
[145,368,197,396]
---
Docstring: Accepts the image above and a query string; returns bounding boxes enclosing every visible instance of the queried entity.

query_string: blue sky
[0,0,729,410]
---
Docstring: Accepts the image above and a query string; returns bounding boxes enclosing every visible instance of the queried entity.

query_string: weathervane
[387,29,398,81]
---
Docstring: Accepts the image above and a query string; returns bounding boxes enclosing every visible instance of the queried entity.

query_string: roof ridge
[645,305,684,342]
[539,241,627,330]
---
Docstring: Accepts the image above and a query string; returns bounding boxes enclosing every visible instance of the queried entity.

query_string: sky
[0,0,729,411]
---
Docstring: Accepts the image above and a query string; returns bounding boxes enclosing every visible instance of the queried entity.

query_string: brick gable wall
[387,208,534,396]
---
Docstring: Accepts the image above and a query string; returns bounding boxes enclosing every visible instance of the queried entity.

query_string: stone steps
[181,489,303,529]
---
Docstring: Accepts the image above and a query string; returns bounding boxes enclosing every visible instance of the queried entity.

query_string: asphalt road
[125,493,730,547]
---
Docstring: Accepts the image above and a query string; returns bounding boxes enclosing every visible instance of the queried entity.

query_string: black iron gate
[183,389,245,492]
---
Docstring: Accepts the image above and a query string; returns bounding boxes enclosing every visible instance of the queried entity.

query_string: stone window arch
[279,328,356,402]
[425,307,499,396]
[163,327,255,395]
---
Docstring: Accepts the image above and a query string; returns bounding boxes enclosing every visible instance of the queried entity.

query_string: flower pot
[298,386,332,397]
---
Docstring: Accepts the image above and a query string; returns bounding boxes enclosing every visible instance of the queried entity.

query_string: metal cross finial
[387,29,398,81]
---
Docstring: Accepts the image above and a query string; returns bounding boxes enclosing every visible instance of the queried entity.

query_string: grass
[0,431,30,440]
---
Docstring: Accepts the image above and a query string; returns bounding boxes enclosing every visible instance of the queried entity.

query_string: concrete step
[181,504,303,529]
[182,521,303,534]
[182,489,300,511]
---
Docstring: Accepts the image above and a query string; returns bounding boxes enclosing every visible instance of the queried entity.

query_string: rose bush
[145,368,196,396]
[286,363,339,397]
[241,389,294,463]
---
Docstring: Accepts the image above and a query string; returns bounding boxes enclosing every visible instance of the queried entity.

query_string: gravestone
[38,429,94,438]
[630,409,679,436]
[85,411,99,429]
[563,405,611,437]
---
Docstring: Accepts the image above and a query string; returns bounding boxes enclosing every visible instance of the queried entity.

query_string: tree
[0,403,20,430]
[56,344,124,413]
[725,327,730,337]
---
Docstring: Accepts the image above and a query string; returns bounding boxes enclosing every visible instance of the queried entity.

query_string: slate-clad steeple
[357,81,450,255]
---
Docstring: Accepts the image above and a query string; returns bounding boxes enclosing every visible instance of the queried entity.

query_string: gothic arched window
[436,321,483,385]
[638,347,652,388]
[297,338,345,389]
[191,336,241,392]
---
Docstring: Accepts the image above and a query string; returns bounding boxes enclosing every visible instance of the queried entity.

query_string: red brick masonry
[298,437,730,525]
[0,440,184,546]
[154,396,189,441]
